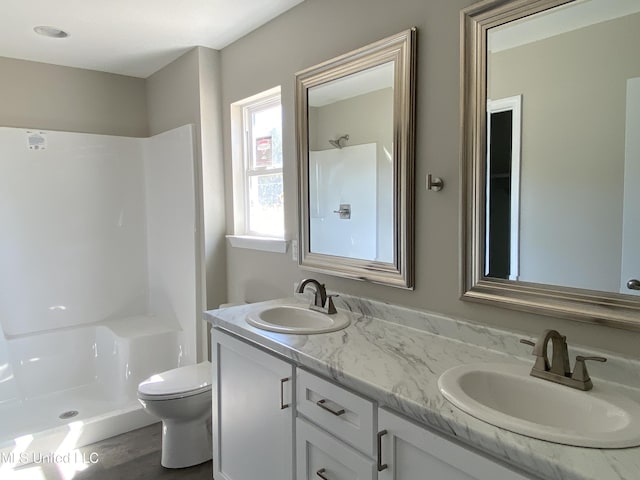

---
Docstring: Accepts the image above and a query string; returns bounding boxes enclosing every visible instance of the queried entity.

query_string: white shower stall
[0,125,201,465]
[309,143,393,262]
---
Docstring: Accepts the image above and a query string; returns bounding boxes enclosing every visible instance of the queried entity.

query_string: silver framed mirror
[461,0,640,329]
[296,28,416,288]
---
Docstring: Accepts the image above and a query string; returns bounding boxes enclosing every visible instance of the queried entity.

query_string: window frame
[242,94,283,237]
[228,86,288,251]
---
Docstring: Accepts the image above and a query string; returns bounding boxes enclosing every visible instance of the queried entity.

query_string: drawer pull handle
[280,378,290,409]
[377,429,388,471]
[316,468,329,479]
[316,399,345,416]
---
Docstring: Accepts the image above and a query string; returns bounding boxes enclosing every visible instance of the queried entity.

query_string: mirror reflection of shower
[329,134,349,149]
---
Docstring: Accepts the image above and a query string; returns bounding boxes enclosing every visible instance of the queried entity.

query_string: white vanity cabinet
[211,327,537,480]
[212,329,295,480]
[377,408,535,480]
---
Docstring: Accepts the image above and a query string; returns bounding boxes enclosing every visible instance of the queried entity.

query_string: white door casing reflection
[486,96,522,281]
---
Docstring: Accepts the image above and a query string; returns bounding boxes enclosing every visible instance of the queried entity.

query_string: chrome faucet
[296,278,337,315]
[520,329,606,391]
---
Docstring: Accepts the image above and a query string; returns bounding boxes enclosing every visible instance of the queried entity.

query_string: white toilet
[137,361,213,468]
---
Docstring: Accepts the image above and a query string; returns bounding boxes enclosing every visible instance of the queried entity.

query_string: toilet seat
[138,362,212,401]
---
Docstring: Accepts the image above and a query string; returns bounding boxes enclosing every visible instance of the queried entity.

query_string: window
[243,95,283,236]
[229,87,286,250]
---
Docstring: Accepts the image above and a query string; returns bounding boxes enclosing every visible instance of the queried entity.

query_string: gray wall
[147,49,201,136]
[220,0,640,357]
[489,13,640,292]
[0,56,147,137]
[309,88,393,152]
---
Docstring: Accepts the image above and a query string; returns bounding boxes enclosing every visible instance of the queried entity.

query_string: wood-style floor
[8,423,213,480]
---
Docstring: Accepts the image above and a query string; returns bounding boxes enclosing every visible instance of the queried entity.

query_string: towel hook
[427,174,444,192]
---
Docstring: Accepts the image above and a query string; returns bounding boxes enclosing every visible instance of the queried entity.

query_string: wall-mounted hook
[427,174,444,192]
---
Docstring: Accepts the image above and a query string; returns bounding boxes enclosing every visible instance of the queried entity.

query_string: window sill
[226,235,289,253]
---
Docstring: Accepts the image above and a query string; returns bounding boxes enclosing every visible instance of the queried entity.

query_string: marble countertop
[204,294,640,480]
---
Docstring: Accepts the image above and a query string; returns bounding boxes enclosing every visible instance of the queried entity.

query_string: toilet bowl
[137,361,213,468]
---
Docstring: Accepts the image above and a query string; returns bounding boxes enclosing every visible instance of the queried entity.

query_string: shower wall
[0,128,147,336]
[309,144,378,260]
[0,125,198,362]
[143,126,198,362]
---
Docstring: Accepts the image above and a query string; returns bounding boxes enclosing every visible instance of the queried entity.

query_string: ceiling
[0,0,304,78]
[489,0,640,52]
[309,62,395,107]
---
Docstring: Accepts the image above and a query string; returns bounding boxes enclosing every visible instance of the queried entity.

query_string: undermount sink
[246,305,350,334]
[438,362,640,448]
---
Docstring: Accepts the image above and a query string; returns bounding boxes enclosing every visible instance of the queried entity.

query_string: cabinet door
[212,329,294,480]
[297,417,376,480]
[377,408,535,480]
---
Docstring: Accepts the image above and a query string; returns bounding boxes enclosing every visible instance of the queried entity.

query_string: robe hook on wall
[427,173,444,192]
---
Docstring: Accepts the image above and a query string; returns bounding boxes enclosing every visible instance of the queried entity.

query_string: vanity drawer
[297,369,375,456]
[297,417,376,480]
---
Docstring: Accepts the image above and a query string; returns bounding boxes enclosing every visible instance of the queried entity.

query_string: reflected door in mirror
[486,96,521,281]
[621,78,640,296]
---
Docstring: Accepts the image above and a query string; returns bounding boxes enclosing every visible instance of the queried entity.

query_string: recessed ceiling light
[33,26,69,38]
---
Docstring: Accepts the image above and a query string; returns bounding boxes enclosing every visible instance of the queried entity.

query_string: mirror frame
[461,0,640,330]
[296,28,416,289]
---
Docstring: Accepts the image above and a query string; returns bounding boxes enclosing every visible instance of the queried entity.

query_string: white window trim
[229,86,287,251]
[226,234,289,253]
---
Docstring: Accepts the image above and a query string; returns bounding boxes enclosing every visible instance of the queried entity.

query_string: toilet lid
[138,361,212,398]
